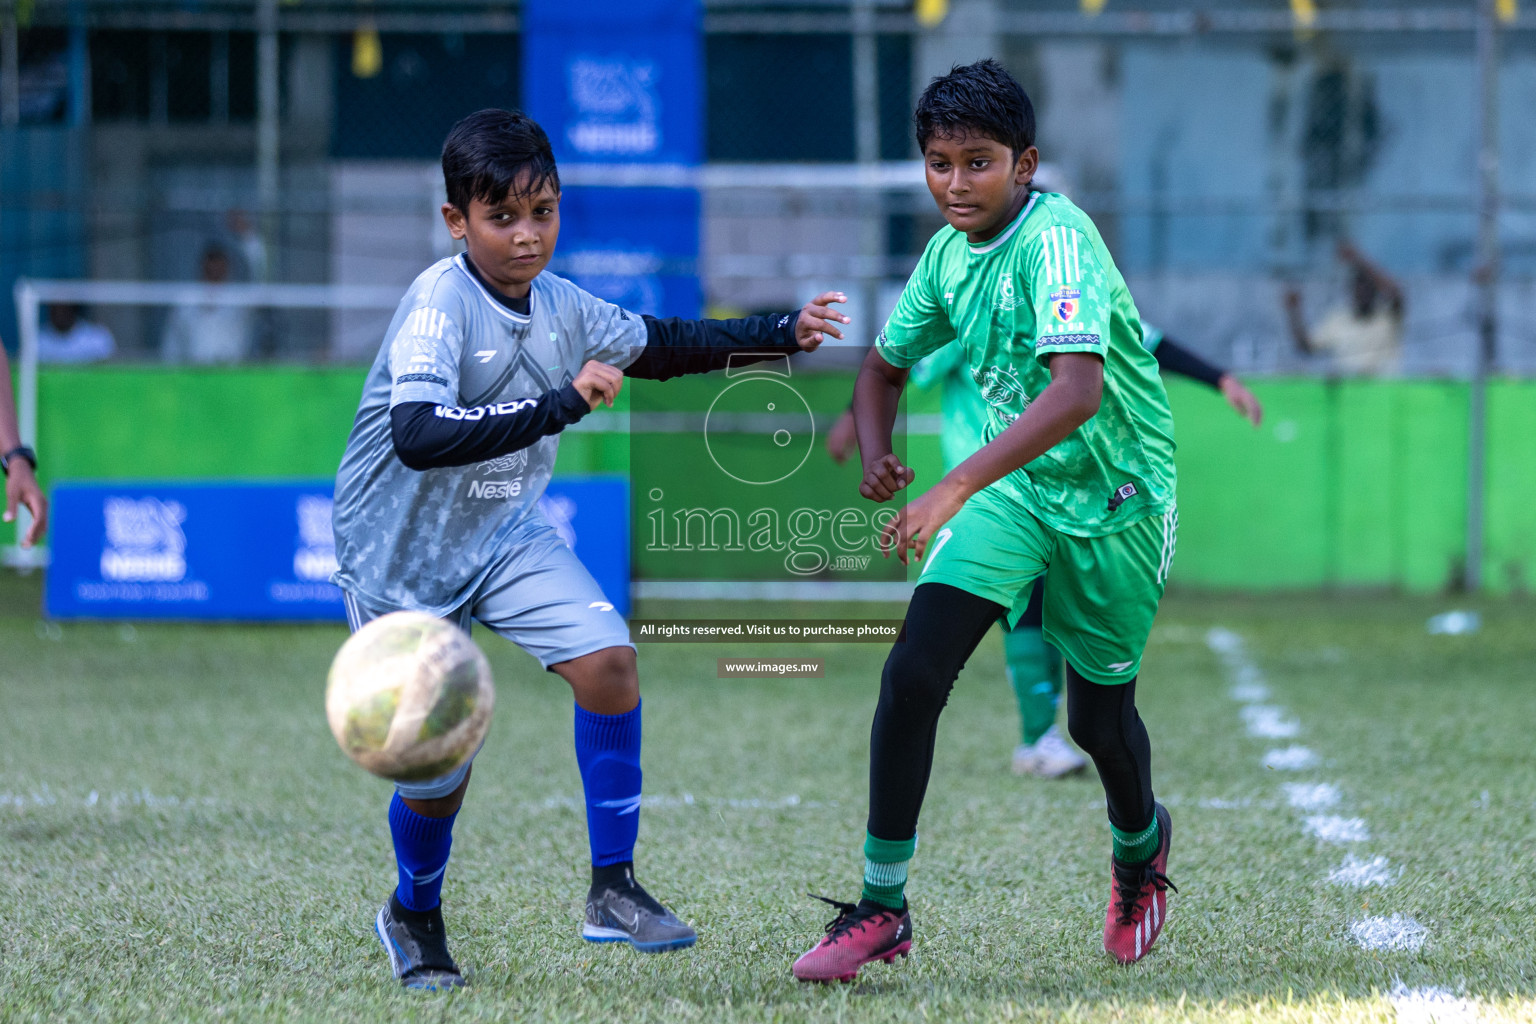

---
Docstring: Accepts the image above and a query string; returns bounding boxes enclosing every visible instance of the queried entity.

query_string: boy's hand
[860,452,914,502]
[795,292,851,351]
[3,459,48,548]
[572,360,624,410]
[1218,373,1263,427]
[878,481,965,566]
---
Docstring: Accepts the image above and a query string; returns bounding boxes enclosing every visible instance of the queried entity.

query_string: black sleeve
[389,386,590,471]
[625,311,801,381]
[1153,335,1227,389]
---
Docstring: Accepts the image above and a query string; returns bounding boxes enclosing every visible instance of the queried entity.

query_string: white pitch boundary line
[1390,981,1482,1024]
[1203,629,1437,969]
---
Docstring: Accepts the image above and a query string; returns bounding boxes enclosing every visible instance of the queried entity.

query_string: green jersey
[912,316,1169,474]
[879,191,1176,537]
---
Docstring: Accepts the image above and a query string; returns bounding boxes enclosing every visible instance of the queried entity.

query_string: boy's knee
[556,645,635,682]
[554,646,639,714]
[1066,709,1109,756]
[881,642,954,715]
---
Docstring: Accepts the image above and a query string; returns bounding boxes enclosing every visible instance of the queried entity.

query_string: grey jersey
[332,255,646,614]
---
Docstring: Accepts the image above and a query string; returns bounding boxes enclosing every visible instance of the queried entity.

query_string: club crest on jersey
[974,364,1025,409]
[478,450,529,476]
[1050,287,1081,323]
[996,271,1022,311]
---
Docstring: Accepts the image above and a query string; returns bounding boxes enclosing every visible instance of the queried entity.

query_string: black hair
[914,58,1035,157]
[442,108,560,212]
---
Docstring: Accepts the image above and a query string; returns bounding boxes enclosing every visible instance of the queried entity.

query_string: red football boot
[1103,802,1176,964]
[792,895,912,983]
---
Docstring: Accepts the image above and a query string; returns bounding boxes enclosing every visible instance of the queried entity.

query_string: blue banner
[522,0,701,167]
[554,187,700,319]
[523,0,701,318]
[45,478,631,621]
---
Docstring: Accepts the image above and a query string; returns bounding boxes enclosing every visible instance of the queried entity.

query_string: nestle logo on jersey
[467,479,524,500]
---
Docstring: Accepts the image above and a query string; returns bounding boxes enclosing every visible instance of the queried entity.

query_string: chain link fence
[1,0,1532,373]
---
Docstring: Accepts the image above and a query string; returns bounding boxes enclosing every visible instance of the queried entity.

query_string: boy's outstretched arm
[851,345,914,501]
[390,360,622,471]
[625,292,848,380]
[878,352,1102,563]
[1153,334,1262,426]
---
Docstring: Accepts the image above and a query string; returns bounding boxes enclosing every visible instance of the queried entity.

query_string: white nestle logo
[567,58,660,156]
[293,495,339,582]
[101,497,188,582]
[467,479,523,500]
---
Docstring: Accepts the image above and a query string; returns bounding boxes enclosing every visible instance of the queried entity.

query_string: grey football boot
[581,865,697,952]
[375,893,466,990]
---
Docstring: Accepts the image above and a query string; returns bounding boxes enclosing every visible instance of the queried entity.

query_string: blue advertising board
[522,0,701,168]
[46,478,631,621]
[554,187,701,319]
[523,0,701,318]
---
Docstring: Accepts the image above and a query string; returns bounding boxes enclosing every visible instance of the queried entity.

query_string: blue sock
[573,701,643,869]
[388,792,456,911]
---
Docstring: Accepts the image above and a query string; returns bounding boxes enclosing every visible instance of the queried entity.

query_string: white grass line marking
[1264,745,1320,770]
[1284,782,1341,811]
[1390,981,1482,1024]
[1197,797,1253,809]
[1230,681,1271,703]
[1204,627,1243,655]
[539,794,822,811]
[1305,815,1370,843]
[1206,628,1273,702]
[0,788,209,808]
[1351,915,1427,952]
[1330,853,1397,888]
[1241,704,1301,738]
[1207,626,1441,963]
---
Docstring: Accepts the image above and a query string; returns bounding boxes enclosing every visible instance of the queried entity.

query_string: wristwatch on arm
[1,445,37,476]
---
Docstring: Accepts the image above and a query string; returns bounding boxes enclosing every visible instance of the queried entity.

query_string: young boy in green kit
[793,59,1179,981]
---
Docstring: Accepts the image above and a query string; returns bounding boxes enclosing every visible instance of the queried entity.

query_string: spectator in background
[226,209,269,283]
[1285,240,1405,376]
[37,303,116,364]
[0,343,47,547]
[161,244,254,365]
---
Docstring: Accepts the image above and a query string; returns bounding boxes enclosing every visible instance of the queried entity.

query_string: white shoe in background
[1011,725,1088,778]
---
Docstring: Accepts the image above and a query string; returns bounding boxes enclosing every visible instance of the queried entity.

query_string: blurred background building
[6,0,1536,591]
[0,0,1531,373]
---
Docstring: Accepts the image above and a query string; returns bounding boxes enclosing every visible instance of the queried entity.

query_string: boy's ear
[441,202,468,240]
[1015,146,1039,186]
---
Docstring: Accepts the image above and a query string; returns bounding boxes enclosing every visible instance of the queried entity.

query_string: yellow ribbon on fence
[352,24,383,79]
[915,0,948,28]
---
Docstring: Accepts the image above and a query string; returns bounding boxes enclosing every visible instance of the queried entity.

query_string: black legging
[867,582,1156,842]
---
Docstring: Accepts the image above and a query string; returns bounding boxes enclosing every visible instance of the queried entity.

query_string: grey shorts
[341,522,633,800]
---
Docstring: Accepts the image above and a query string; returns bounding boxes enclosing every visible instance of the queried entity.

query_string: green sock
[861,833,916,909]
[1003,625,1063,746]
[1111,816,1160,865]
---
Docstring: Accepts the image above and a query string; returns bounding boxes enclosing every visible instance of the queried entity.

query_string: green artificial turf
[1,573,1532,1022]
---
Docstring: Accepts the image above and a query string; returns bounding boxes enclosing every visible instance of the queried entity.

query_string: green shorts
[918,486,1177,685]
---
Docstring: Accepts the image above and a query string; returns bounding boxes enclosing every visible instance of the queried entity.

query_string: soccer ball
[325,611,494,782]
